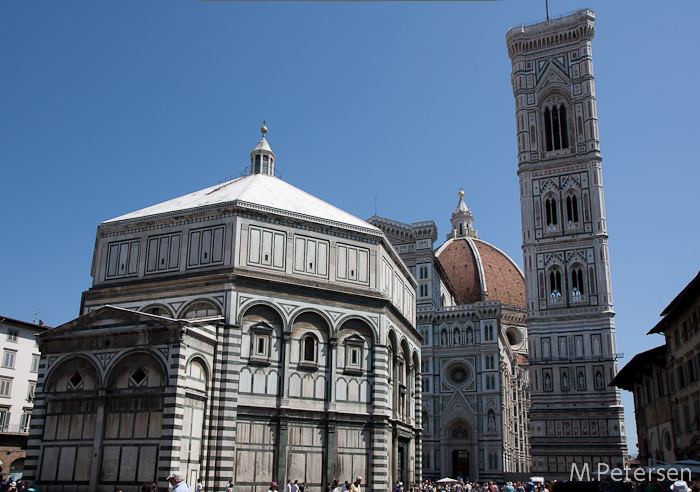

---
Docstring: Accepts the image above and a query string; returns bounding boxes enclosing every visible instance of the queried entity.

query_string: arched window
[303,336,316,362]
[549,270,562,296]
[544,103,569,151]
[566,195,579,223]
[571,267,585,297]
[545,198,558,226]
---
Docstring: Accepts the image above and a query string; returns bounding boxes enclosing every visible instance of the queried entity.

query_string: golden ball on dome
[261,125,268,135]
[458,190,465,198]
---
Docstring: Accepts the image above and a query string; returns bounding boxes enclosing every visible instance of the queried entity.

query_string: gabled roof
[102,173,380,235]
[38,305,223,339]
[648,270,700,335]
[0,315,51,331]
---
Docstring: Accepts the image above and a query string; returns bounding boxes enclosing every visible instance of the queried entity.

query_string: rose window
[449,366,469,385]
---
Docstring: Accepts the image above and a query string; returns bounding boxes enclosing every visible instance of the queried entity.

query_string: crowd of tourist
[3,471,698,492]
[403,477,700,492]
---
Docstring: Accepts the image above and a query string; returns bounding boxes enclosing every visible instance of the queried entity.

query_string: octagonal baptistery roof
[103,172,380,235]
[435,236,525,308]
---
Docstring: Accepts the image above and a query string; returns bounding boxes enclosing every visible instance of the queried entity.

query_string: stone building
[506,9,628,477]
[0,316,47,480]
[25,128,422,492]
[368,191,530,482]
[612,271,700,463]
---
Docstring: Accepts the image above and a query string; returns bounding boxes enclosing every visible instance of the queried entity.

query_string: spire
[447,188,478,240]
[250,121,276,175]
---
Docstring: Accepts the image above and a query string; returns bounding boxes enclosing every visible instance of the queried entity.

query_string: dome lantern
[447,188,478,239]
[250,121,276,176]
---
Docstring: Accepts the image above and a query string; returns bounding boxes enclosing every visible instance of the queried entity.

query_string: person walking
[349,476,362,492]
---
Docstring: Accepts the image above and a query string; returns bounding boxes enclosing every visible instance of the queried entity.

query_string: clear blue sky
[2,1,699,457]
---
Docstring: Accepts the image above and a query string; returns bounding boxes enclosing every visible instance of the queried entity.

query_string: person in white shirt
[166,472,193,492]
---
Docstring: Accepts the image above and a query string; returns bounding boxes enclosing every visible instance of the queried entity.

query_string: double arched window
[544,103,569,151]
[419,284,428,297]
[571,267,585,298]
[549,269,562,297]
[566,195,580,223]
[485,375,496,390]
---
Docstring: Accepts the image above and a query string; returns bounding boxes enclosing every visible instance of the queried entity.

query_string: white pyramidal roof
[103,173,380,234]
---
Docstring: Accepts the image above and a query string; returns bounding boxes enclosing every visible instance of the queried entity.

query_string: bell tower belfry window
[543,100,569,151]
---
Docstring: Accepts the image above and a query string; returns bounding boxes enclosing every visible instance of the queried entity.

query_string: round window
[449,365,469,385]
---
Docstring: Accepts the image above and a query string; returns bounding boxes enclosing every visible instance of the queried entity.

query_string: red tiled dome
[436,237,525,308]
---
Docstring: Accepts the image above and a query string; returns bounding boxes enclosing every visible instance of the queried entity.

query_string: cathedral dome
[435,236,525,308]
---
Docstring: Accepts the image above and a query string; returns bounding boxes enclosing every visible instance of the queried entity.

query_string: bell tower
[506,10,627,477]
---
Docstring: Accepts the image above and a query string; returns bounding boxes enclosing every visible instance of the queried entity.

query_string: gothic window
[484,324,495,341]
[485,374,496,390]
[549,269,562,297]
[545,197,558,226]
[566,195,580,223]
[544,103,569,151]
[571,267,585,298]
